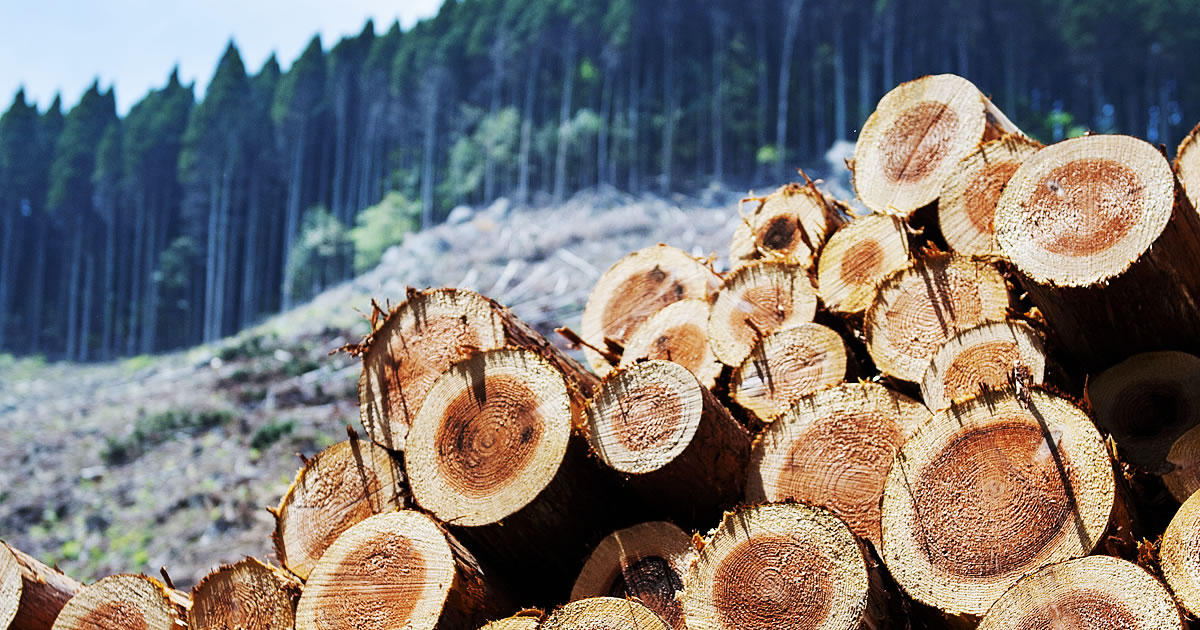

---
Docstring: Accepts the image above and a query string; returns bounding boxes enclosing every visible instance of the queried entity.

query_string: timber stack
[6,71,1200,629]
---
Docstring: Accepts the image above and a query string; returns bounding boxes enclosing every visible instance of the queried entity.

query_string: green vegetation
[100,408,233,465]
[250,418,296,450]
[349,192,420,272]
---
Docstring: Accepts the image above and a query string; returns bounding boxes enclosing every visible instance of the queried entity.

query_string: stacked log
[707,261,818,368]
[920,320,1046,412]
[816,212,910,316]
[729,323,850,422]
[188,558,299,630]
[938,135,1041,257]
[50,574,185,630]
[619,298,723,389]
[0,542,83,630]
[1160,488,1200,619]
[730,182,846,270]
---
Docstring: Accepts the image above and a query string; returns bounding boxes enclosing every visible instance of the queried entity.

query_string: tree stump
[51,574,185,630]
[620,298,723,389]
[920,320,1046,412]
[730,183,845,271]
[816,213,910,316]
[543,597,671,630]
[0,540,83,630]
[730,323,850,423]
[189,557,299,630]
[939,135,1041,257]
[708,261,818,367]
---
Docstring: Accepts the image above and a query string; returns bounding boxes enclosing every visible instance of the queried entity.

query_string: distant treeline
[0,0,1197,361]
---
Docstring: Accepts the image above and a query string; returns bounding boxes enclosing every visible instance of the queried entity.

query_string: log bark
[189,557,300,630]
[681,503,892,630]
[50,574,186,630]
[854,73,1024,217]
[880,388,1122,618]
[581,245,719,376]
[730,323,850,422]
[745,382,928,548]
[619,298,723,390]
[729,183,845,271]
[295,510,513,630]
[570,521,694,629]
[1161,488,1200,618]
[864,253,1012,383]
[995,134,1200,370]
[1176,120,1200,212]
[355,287,599,450]
[707,261,818,368]
[816,212,910,316]
[920,320,1047,412]
[938,134,1041,257]
[271,436,407,580]
[543,597,670,630]
[584,360,750,525]
[0,541,83,630]
[977,556,1183,630]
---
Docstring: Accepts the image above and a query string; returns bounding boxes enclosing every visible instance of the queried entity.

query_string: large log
[995,134,1200,369]
[730,182,845,271]
[730,323,850,422]
[1160,487,1200,619]
[707,261,818,367]
[854,73,1023,217]
[0,541,83,630]
[880,388,1122,618]
[920,320,1046,412]
[543,597,671,630]
[51,574,186,630]
[815,212,910,316]
[938,134,1041,257]
[977,556,1182,630]
[584,360,750,524]
[619,298,724,390]
[295,510,512,630]
[189,557,299,630]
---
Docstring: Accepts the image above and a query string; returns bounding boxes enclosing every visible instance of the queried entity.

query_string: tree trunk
[730,323,850,422]
[517,44,541,206]
[282,120,308,311]
[79,253,94,361]
[140,192,166,354]
[553,26,577,204]
[485,31,507,201]
[27,218,46,353]
[815,212,909,316]
[189,558,299,630]
[0,540,84,630]
[64,219,83,360]
[858,17,872,124]
[832,13,847,142]
[0,201,15,351]
[774,0,804,181]
[660,3,679,194]
[710,9,726,184]
[126,194,145,356]
[627,35,641,194]
[708,261,818,368]
[420,76,440,229]
[753,0,770,180]
[882,0,896,93]
[597,63,611,187]
[100,207,115,359]
[49,573,187,630]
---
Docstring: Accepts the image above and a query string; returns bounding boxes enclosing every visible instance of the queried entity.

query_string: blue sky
[0,0,442,114]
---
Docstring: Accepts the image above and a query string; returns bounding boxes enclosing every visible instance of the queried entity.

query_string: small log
[51,574,185,630]
[189,557,299,630]
[730,183,844,271]
[745,382,929,547]
[1164,425,1200,502]
[707,261,818,367]
[0,541,83,630]
[938,134,1041,257]
[272,437,407,580]
[864,253,1012,383]
[581,244,720,376]
[816,213,910,316]
[995,134,1200,369]
[295,510,512,630]
[1161,487,1200,618]
[881,388,1120,618]
[1177,120,1200,211]
[730,323,850,422]
[977,556,1183,630]
[478,610,544,630]
[584,360,750,524]
[681,503,890,630]
[1087,351,1200,473]
[854,73,1023,217]
[920,320,1047,412]
[543,597,670,630]
[619,298,723,389]
[356,287,597,450]
[571,521,695,629]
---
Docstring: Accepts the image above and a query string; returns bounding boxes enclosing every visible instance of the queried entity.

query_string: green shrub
[349,192,420,272]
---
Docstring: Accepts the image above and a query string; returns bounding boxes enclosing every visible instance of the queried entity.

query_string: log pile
[7,71,1200,629]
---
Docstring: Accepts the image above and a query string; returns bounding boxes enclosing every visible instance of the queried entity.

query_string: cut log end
[864,254,1011,383]
[708,261,818,367]
[920,320,1047,412]
[620,298,723,389]
[816,212,909,315]
[746,382,929,547]
[543,597,671,630]
[881,388,1116,617]
[582,244,719,375]
[189,558,298,630]
[978,556,1183,630]
[730,323,849,422]
[272,438,406,579]
[571,521,694,629]
[682,504,872,630]
[0,541,84,630]
[730,183,838,270]
[0,544,19,630]
[1161,487,1200,618]
[407,347,573,527]
[939,135,1041,257]
[479,613,544,630]
[1165,424,1200,502]
[51,574,184,630]
[995,134,1177,286]
[1177,121,1200,211]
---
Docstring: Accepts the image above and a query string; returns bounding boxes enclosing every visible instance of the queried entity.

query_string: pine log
[1161,487,1200,618]
[854,73,1023,217]
[880,388,1121,618]
[995,134,1200,369]
[1177,121,1200,211]
[581,245,720,376]
[920,320,1046,412]
[405,347,624,602]
[707,261,818,367]
[0,541,83,630]
[745,382,929,548]
[584,360,750,524]
[864,253,1012,383]
[478,611,544,630]
[1087,351,1200,473]
[730,182,845,271]
[189,557,299,630]
[355,287,598,450]
[977,555,1183,630]
[1164,425,1200,502]
[295,510,512,630]
[571,521,695,629]
[730,323,850,422]
[51,574,186,630]
[543,597,671,630]
[938,135,1041,257]
[681,503,890,630]
[619,298,723,389]
[816,213,910,316]
[271,436,407,580]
